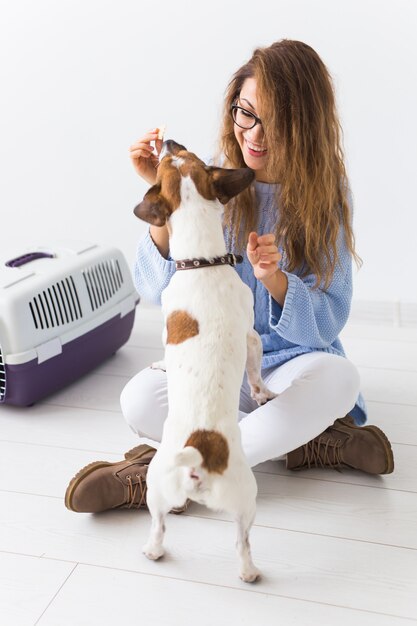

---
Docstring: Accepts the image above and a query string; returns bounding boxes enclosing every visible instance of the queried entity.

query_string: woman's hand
[129,128,164,185]
[247,232,288,306]
[247,232,281,280]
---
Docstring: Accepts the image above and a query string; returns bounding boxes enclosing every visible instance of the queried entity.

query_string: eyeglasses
[231,104,263,130]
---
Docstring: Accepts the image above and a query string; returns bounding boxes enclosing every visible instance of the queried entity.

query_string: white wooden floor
[1,305,416,626]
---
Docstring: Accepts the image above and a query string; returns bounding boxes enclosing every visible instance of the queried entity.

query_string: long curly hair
[217,39,361,289]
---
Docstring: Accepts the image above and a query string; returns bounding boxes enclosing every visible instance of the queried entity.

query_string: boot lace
[125,473,147,508]
[301,436,343,472]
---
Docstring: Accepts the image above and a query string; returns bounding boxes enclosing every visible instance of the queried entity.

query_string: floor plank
[36,561,413,626]
[1,493,416,619]
[358,367,417,406]
[0,552,75,626]
[0,404,138,455]
[0,432,413,496]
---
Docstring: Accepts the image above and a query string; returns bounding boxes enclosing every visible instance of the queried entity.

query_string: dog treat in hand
[157,125,166,141]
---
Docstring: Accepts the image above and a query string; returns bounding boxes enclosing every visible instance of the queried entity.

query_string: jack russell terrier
[134,140,276,582]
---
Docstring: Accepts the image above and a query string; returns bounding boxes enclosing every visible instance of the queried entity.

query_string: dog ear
[133,184,171,226]
[210,167,255,204]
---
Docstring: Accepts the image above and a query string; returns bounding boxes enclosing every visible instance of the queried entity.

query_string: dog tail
[174,446,203,469]
[174,429,229,475]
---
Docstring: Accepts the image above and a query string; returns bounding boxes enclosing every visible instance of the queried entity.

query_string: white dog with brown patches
[134,140,276,582]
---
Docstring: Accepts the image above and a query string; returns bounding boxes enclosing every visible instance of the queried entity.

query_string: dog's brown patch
[133,183,170,226]
[166,310,199,344]
[158,158,182,210]
[185,429,229,474]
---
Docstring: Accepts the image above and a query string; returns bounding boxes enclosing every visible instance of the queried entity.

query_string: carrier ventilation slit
[29,302,38,329]
[56,282,70,323]
[47,287,59,326]
[0,346,6,402]
[82,259,124,311]
[60,280,74,322]
[52,284,65,325]
[70,276,83,318]
[28,275,83,330]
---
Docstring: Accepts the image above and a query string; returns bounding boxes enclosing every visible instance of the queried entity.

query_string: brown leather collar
[175,253,243,271]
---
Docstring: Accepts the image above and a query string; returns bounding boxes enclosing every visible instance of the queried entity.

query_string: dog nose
[162,139,187,155]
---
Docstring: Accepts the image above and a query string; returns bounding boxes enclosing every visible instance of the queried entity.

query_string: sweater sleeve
[133,227,176,305]
[269,225,353,348]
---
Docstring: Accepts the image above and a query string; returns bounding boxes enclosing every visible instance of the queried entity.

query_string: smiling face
[233,77,274,183]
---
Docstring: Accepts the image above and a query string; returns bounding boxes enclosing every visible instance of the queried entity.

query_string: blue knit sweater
[133,180,366,425]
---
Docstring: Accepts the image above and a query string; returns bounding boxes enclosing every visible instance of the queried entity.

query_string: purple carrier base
[3,310,136,407]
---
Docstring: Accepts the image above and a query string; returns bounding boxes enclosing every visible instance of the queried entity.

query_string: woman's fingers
[259,251,280,259]
[257,234,276,245]
[129,130,159,152]
[129,148,155,160]
[136,129,159,144]
[247,232,281,270]
[259,254,281,267]
[128,129,162,185]
[257,244,279,255]
[129,142,154,154]
[247,232,259,252]
[248,233,276,249]
[246,232,282,279]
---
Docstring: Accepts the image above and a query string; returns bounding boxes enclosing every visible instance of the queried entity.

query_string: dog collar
[175,253,243,271]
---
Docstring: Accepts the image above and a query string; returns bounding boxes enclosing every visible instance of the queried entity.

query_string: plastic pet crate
[0,241,139,406]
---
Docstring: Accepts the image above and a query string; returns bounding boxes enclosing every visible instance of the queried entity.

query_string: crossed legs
[121,351,360,467]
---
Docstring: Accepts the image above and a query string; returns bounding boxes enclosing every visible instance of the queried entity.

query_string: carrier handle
[5,252,55,268]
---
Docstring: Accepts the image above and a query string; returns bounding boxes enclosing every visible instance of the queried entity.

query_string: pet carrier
[0,241,139,406]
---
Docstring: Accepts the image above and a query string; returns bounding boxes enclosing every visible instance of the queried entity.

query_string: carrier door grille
[29,275,83,330]
[0,346,5,402]
[82,259,124,311]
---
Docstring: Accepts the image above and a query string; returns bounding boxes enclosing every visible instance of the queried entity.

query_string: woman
[65,40,393,514]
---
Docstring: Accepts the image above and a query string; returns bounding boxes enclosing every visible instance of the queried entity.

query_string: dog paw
[239,566,261,583]
[143,543,165,560]
[150,360,166,372]
[251,386,277,406]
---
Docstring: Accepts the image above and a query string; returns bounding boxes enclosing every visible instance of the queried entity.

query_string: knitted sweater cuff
[143,228,175,270]
[268,270,297,333]
[134,228,175,304]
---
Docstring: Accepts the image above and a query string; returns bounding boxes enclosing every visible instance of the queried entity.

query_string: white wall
[1,0,416,304]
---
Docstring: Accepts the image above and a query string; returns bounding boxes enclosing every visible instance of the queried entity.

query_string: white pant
[120,352,360,467]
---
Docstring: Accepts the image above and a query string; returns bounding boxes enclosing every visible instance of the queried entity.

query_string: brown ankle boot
[124,444,189,514]
[124,444,154,461]
[286,415,394,475]
[65,444,190,514]
[65,444,156,513]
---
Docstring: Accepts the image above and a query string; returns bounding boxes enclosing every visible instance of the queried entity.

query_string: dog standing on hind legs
[134,140,277,582]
